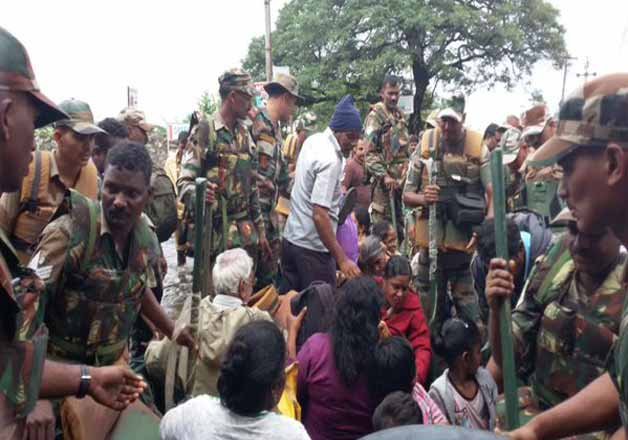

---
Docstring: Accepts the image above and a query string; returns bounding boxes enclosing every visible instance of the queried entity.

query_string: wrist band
[76,365,91,398]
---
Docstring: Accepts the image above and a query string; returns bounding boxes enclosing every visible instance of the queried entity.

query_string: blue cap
[329,95,362,132]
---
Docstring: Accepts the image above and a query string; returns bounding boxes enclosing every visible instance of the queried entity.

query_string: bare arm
[140,287,174,339]
[511,373,620,439]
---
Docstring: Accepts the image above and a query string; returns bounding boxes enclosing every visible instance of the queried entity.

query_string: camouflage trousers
[415,248,484,338]
[370,186,404,242]
[496,387,614,439]
[255,211,281,291]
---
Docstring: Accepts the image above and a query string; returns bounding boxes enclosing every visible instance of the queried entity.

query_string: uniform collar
[49,151,60,178]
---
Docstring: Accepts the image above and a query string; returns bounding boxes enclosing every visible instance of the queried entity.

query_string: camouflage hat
[54,99,105,135]
[118,107,153,133]
[263,73,304,105]
[531,73,628,166]
[521,104,550,139]
[0,27,68,128]
[218,68,256,97]
[499,127,522,165]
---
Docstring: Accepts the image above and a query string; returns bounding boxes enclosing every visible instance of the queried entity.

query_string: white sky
[4,0,628,131]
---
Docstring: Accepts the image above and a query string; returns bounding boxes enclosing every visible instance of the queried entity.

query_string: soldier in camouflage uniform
[177,69,271,294]
[487,209,625,437]
[0,27,145,439]
[249,73,301,289]
[29,143,195,431]
[364,75,410,241]
[500,127,528,212]
[403,105,492,340]
[499,74,628,440]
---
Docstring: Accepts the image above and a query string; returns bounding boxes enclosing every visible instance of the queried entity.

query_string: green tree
[243,0,567,132]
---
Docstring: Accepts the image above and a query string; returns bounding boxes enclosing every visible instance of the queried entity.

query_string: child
[372,337,447,425]
[382,256,431,385]
[372,392,422,431]
[428,318,498,430]
[372,221,398,256]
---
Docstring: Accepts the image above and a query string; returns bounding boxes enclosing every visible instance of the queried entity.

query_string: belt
[48,336,127,366]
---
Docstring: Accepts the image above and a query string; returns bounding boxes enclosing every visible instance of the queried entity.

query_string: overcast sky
[4,0,628,131]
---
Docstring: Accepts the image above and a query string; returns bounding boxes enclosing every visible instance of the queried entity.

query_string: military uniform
[494,235,625,438]
[364,102,410,238]
[0,25,71,438]
[250,108,290,289]
[177,70,265,283]
[0,229,48,438]
[30,191,160,366]
[404,126,490,336]
[0,99,103,264]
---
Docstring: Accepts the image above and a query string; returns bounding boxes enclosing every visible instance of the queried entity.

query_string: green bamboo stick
[490,149,520,429]
[192,178,207,294]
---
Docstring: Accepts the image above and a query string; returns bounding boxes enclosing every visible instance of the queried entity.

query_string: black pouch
[448,192,486,226]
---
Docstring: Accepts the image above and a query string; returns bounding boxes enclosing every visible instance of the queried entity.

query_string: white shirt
[160,395,311,440]
[283,128,344,252]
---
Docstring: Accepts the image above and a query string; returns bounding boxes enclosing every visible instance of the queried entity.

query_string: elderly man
[280,95,362,293]
[145,248,303,404]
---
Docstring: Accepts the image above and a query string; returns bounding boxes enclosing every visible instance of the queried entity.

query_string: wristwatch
[76,365,91,398]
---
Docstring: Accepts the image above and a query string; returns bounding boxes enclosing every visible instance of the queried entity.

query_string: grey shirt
[160,395,311,440]
[284,128,344,253]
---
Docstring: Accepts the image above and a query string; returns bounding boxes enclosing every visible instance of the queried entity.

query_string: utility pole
[576,58,597,85]
[560,57,576,105]
[264,0,273,82]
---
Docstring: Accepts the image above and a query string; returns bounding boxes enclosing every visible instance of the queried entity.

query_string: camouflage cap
[521,104,550,139]
[499,127,522,165]
[264,73,304,105]
[118,107,153,133]
[54,99,105,135]
[0,27,68,128]
[218,68,256,97]
[531,73,628,166]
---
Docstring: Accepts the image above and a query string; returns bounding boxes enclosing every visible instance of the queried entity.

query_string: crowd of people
[3,23,628,440]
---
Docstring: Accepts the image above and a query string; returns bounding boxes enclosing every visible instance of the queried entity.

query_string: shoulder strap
[29,151,43,203]
[67,190,98,273]
[463,130,484,158]
[20,150,52,207]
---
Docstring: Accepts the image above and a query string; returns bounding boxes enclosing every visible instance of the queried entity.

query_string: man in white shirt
[281,95,362,292]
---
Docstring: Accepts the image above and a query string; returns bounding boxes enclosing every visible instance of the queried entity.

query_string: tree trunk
[410,59,430,134]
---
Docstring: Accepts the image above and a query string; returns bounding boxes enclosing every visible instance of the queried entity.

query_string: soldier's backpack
[144,166,178,243]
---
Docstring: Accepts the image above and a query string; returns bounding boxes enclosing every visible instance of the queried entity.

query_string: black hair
[354,206,371,233]
[177,130,189,144]
[217,320,286,416]
[476,217,522,263]
[98,117,129,139]
[331,276,383,386]
[372,221,393,241]
[372,391,423,431]
[105,141,152,185]
[384,255,412,279]
[483,123,499,140]
[432,318,481,367]
[381,75,402,90]
[371,337,416,398]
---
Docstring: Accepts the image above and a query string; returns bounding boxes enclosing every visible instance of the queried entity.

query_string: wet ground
[160,236,194,319]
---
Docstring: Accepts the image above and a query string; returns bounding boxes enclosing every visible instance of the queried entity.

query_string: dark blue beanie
[329,95,362,132]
